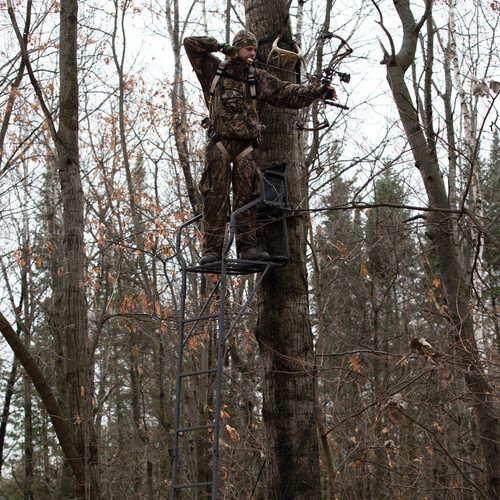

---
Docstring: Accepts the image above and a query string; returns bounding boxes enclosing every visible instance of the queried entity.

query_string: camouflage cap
[232,30,258,49]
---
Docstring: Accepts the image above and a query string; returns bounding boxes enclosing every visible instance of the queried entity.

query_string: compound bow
[294,31,353,132]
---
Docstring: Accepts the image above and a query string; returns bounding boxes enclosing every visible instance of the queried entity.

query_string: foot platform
[188,255,288,275]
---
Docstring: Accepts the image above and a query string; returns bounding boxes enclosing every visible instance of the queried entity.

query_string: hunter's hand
[318,85,337,101]
[218,43,238,56]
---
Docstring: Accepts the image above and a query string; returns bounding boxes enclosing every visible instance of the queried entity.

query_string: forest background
[0,0,499,499]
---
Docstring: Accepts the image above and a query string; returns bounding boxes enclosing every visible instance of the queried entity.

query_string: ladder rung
[179,368,217,378]
[177,423,214,433]
[182,313,219,323]
[174,481,212,489]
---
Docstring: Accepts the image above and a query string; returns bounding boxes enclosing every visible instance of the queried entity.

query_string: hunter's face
[238,45,257,64]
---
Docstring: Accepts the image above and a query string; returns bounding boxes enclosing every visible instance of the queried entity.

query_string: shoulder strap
[209,60,258,114]
[209,60,229,105]
[248,66,258,113]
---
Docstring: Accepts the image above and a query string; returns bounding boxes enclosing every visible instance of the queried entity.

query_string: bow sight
[336,72,351,84]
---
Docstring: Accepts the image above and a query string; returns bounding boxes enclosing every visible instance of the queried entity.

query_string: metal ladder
[170,163,290,499]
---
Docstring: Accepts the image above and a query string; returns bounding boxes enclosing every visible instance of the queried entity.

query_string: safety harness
[205,60,258,162]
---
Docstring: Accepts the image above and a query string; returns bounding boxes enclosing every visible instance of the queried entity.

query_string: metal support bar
[174,481,212,490]
[224,263,272,343]
[182,313,220,324]
[210,256,227,497]
[182,279,221,349]
[179,368,217,378]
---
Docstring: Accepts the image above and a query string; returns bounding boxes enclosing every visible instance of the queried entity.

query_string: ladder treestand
[171,162,290,499]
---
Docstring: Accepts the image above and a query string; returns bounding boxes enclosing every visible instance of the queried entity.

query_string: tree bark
[245,1,322,498]
[378,1,500,497]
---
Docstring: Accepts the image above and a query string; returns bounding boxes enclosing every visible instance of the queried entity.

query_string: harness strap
[209,60,258,113]
[215,141,231,161]
[233,144,255,161]
[209,60,229,105]
[248,66,258,113]
[214,141,254,162]
[203,117,255,161]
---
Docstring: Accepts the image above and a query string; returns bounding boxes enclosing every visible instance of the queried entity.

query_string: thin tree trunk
[165,0,203,215]
[0,357,18,476]
[44,156,75,497]
[23,372,34,500]
[310,235,336,500]
[447,1,487,355]
[378,1,500,496]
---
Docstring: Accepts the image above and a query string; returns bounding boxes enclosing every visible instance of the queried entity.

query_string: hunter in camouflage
[183,30,336,264]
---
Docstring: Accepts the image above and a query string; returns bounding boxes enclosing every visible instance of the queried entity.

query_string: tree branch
[0,0,32,170]
[460,93,500,212]
[7,0,61,149]
[370,0,395,63]
[0,311,86,487]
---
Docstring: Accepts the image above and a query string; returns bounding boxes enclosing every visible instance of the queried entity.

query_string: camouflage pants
[199,139,261,255]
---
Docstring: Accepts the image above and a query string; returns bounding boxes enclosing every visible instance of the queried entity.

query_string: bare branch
[7,0,60,148]
[0,311,86,486]
[0,0,32,170]
[370,0,395,63]
[415,0,432,33]
[460,92,500,212]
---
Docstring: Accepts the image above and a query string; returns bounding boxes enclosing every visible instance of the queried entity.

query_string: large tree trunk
[379,1,500,497]
[58,1,98,497]
[6,0,98,496]
[245,1,321,498]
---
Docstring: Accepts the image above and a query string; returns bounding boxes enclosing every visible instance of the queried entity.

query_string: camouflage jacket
[183,36,322,141]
